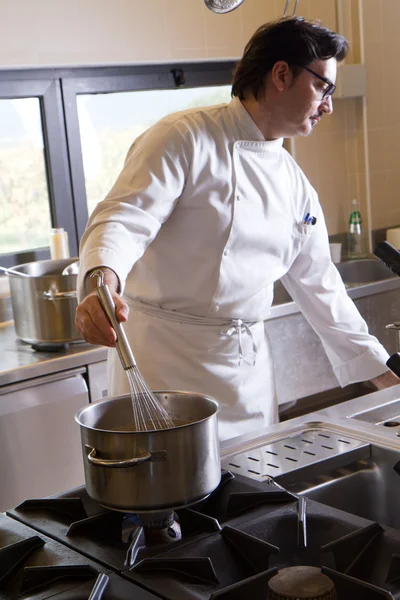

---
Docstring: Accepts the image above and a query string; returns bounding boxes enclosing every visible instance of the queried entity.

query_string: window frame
[0,62,236,266]
[0,75,76,266]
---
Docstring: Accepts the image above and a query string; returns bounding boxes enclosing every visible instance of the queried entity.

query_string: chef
[76,16,400,441]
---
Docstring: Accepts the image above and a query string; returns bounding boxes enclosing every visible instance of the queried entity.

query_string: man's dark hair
[232,17,349,100]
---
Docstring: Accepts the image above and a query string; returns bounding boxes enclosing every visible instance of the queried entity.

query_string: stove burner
[268,566,336,600]
[122,511,183,567]
[138,511,182,544]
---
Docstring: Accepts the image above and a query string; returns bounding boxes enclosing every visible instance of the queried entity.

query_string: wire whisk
[90,270,175,432]
[126,368,174,431]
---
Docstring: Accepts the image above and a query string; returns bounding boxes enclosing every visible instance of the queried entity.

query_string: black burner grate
[20,565,99,595]
[122,497,400,599]
[7,473,400,599]
[0,514,160,599]
[0,536,45,586]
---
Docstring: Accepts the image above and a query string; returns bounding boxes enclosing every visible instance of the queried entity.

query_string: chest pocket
[291,215,315,261]
[294,222,314,240]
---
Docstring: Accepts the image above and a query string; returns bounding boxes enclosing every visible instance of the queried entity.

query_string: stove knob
[268,566,336,600]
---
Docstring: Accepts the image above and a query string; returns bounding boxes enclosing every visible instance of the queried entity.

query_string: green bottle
[348,198,364,259]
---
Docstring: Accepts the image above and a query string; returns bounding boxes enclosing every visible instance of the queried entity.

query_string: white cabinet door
[0,368,89,511]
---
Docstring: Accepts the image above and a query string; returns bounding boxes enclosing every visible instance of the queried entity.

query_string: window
[0,77,77,267]
[0,98,51,255]
[0,63,235,266]
[77,85,232,215]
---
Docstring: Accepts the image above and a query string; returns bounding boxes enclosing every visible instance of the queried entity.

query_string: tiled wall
[294,0,365,238]
[0,0,398,238]
[295,0,400,238]
[362,0,400,232]
[0,0,281,67]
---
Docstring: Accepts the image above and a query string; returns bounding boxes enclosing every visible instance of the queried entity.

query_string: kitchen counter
[2,258,399,400]
[270,260,400,319]
[267,268,400,406]
[0,322,107,387]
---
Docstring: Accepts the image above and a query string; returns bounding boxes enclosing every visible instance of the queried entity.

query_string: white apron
[107,299,277,442]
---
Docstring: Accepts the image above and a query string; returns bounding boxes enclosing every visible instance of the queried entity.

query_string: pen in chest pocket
[302,212,317,225]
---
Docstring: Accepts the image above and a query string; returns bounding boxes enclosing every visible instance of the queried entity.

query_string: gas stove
[0,513,159,599]
[4,468,400,599]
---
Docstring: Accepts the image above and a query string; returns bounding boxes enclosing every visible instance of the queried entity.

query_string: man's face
[267,57,337,138]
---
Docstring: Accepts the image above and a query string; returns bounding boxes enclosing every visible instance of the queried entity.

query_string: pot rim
[75,390,220,434]
[10,257,79,278]
[19,336,85,344]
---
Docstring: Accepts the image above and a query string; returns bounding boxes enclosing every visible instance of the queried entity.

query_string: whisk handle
[95,284,136,369]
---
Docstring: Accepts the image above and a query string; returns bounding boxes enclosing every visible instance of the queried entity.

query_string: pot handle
[42,290,78,299]
[85,445,166,468]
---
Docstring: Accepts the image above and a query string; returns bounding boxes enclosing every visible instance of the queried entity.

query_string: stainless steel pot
[75,392,221,512]
[8,258,82,344]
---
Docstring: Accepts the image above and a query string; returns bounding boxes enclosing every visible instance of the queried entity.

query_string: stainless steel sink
[222,422,400,530]
[337,258,396,285]
[282,444,400,530]
[272,258,397,305]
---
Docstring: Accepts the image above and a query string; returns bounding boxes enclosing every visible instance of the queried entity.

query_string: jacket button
[214,305,220,312]
[236,194,240,201]
[224,249,230,256]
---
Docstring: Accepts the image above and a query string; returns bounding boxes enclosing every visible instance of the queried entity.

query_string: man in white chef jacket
[76,16,400,441]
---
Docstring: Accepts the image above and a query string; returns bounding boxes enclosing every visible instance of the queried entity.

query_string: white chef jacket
[78,96,390,440]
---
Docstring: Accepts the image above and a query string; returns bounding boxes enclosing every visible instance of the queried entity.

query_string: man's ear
[271,61,292,92]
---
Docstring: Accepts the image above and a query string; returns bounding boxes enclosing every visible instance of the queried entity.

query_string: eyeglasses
[301,65,336,100]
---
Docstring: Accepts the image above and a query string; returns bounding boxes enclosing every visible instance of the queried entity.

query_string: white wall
[0,0,290,69]
[12,0,400,241]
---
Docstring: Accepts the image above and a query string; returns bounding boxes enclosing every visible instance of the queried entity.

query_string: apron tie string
[221,318,258,366]
[124,297,260,367]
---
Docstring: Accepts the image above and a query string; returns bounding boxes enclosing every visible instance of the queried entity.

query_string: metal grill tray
[221,429,368,482]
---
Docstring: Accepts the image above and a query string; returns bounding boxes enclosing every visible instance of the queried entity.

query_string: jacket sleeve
[280,201,390,386]
[77,119,191,301]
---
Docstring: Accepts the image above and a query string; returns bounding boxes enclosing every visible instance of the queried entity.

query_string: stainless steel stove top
[5,386,400,599]
[5,464,400,599]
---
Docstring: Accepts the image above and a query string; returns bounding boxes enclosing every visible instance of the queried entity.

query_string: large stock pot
[75,391,221,512]
[8,258,82,344]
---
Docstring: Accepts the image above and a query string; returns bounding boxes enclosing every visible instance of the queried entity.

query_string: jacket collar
[229,96,284,152]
